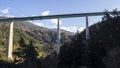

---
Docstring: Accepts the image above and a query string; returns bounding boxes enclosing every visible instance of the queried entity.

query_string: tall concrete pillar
[7,21,14,60]
[86,16,90,40]
[56,18,60,55]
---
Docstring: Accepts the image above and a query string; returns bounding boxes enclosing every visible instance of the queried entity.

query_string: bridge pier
[7,21,14,60]
[86,16,90,40]
[56,18,60,56]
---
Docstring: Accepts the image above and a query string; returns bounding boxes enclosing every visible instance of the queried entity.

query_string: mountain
[14,21,73,34]
[0,20,72,43]
[50,28,74,35]
[0,18,72,60]
[14,21,48,31]
[14,21,72,43]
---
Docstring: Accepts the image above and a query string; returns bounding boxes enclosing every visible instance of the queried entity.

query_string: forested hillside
[0,21,71,61]
[58,12,120,68]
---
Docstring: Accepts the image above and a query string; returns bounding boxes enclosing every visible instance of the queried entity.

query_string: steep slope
[14,21,48,31]
[0,20,72,60]
[59,16,120,68]
[14,21,71,43]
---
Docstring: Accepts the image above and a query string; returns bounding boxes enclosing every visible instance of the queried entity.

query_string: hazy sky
[0,0,120,32]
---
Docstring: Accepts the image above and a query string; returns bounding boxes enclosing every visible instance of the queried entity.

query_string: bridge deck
[0,11,120,22]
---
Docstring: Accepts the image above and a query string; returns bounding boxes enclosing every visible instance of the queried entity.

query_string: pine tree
[13,36,27,63]
[25,40,38,62]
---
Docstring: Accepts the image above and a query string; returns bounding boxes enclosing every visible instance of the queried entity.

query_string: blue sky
[0,0,120,32]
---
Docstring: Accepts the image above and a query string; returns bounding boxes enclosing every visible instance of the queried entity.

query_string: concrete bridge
[0,11,120,59]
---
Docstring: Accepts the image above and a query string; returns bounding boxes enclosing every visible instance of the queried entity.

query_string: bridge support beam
[7,21,14,60]
[56,18,60,56]
[86,16,90,40]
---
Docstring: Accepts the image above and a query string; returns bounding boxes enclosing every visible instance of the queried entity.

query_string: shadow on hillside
[0,53,58,68]
[0,59,41,68]
[40,52,68,68]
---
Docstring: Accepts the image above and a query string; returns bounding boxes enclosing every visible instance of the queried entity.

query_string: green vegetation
[13,36,39,68]
[0,21,70,68]
[58,10,120,68]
